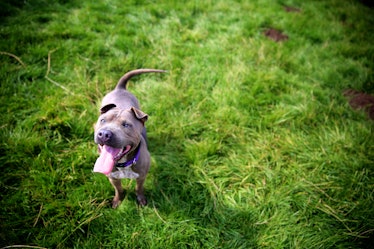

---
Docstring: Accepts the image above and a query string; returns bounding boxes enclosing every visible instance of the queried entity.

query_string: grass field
[1,0,373,248]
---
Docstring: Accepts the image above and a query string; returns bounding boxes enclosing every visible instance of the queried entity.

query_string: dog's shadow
[145,133,260,246]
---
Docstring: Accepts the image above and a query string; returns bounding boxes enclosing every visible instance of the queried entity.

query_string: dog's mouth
[93,145,132,175]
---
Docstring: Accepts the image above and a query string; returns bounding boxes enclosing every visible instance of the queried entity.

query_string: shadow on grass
[0,0,79,22]
[145,134,260,248]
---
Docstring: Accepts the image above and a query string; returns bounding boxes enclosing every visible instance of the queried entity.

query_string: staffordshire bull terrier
[93,69,166,208]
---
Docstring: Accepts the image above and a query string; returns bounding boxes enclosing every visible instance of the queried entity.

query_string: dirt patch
[284,6,301,12]
[264,29,288,42]
[343,89,374,120]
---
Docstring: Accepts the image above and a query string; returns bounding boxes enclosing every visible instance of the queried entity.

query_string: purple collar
[116,143,140,168]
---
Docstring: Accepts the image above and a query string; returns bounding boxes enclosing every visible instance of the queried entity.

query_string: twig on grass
[33,204,43,227]
[45,76,74,95]
[1,245,47,249]
[45,49,57,77]
[0,51,26,67]
[45,49,74,95]
[152,201,167,224]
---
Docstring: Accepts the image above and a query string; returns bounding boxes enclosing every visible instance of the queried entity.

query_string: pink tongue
[93,145,122,175]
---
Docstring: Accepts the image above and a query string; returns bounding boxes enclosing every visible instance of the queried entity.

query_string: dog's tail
[115,69,167,90]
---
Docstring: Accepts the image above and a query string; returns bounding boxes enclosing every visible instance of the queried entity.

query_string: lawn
[0,0,373,248]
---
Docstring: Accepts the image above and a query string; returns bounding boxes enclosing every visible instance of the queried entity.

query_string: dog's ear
[100,104,117,114]
[131,107,148,124]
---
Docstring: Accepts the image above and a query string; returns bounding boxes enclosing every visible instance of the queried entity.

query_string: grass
[0,0,373,248]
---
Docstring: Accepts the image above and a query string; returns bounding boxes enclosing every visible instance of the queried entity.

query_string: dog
[93,69,166,208]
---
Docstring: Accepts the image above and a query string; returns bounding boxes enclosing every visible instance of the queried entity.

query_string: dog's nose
[97,129,113,142]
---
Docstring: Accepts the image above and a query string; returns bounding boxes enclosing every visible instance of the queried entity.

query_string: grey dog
[93,69,166,208]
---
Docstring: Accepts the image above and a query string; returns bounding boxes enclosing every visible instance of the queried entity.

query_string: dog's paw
[137,195,147,207]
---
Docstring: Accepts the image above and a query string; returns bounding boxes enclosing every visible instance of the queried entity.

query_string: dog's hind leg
[109,177,124,208]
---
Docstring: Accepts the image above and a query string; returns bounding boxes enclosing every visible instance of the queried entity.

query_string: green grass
[1,0,373,248]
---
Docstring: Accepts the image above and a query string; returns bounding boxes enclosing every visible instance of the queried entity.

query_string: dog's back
[101,69,166,111]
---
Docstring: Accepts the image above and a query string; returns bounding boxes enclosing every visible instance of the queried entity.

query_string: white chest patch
[110,167,139,179]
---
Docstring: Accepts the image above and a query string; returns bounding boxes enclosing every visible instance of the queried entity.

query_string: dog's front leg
[135,176,147,206]
[109,177,124,208]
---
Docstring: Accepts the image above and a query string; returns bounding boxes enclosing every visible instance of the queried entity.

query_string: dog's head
[94,104,148,151]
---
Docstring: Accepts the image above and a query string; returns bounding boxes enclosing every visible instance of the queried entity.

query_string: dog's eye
[100,119,105,123]
[122,122,131,128]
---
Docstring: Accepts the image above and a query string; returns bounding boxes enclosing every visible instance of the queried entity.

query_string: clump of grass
[1,0,373,248]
